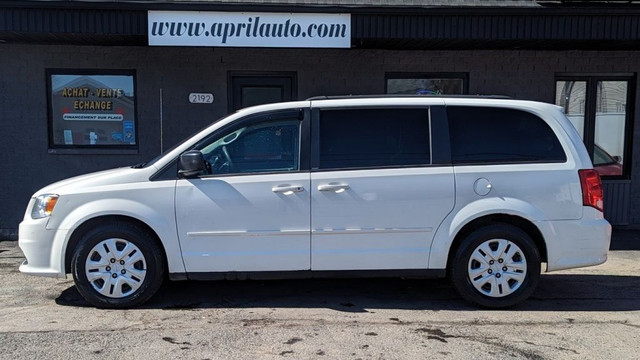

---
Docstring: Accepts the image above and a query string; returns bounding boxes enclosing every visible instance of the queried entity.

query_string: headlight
[31,194,59,219]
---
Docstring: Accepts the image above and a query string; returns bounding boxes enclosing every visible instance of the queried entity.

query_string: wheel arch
[445,214,547,274]
[64,215,167,274]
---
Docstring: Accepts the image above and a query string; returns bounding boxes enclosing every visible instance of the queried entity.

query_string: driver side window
[199,119,300,176]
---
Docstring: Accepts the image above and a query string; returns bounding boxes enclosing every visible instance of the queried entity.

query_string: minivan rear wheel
[71,222,165,308]
[451,224,540,308]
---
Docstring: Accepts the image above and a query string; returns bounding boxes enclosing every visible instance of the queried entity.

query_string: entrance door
[229,72,297,112]
[556,75,635,225]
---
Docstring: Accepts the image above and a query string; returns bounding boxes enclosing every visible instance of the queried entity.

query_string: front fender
[429,197,546,269]
[48,196,185,276]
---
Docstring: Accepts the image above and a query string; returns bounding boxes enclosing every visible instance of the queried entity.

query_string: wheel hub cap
[85,238,147,298]
[467,239,527,298]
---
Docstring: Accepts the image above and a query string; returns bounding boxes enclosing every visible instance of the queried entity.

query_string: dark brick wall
[0,44,639,236]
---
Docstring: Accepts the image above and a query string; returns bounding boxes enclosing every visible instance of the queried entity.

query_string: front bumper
[18,217,68,278]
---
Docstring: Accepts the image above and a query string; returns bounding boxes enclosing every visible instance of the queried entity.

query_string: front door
[175,109,310,272]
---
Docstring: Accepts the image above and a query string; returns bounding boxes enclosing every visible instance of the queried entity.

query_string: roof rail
[306,94,512,101]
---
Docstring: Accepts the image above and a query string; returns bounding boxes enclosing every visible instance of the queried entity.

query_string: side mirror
[178,150,205,177]
[613,155,622,163]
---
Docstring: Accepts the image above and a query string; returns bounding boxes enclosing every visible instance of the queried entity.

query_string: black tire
[450,224,541,309]
[71,221,165,309]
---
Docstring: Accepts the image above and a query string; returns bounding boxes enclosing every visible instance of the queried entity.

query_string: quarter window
[318,108,431,169]
[447,106,566,164]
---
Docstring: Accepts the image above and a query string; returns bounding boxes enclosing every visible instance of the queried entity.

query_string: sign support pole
[159,88,164,154]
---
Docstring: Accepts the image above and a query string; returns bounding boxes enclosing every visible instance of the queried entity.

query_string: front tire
[71,222,165,308]
[450,224,541,308]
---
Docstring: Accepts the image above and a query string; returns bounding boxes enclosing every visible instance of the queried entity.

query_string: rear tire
[71,221,165,309]
[450,224,541,308]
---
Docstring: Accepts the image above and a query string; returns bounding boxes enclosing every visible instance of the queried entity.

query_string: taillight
[579,169,604,212]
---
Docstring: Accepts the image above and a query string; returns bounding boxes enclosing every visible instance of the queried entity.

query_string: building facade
[1,0,639,238]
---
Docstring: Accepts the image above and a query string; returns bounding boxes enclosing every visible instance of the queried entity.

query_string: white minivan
[19,96,611,308]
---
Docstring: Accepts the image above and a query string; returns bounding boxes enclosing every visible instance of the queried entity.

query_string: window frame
[555,73,636,179]
[46,68,138,153]
[385,72,469,95]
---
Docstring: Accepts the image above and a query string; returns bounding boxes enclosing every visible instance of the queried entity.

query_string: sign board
[48,72,137,146]
[148,11,351,48]
[189,93,214,104]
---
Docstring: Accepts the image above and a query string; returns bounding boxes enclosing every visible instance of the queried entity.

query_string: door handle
[272,185,304,194]
[317,183,350,193]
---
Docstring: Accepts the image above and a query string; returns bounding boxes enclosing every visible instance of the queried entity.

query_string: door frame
[228,71,298,113]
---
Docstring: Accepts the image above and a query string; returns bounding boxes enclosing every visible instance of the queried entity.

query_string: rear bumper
[543,207,611,272]
[18,218,67,278]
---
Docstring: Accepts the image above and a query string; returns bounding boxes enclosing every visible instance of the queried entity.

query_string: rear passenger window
[448,106,566,164]
[319,108,430,169]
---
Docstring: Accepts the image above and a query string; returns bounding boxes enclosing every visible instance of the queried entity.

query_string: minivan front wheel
[71,222,165,308]
[451,224,541,308]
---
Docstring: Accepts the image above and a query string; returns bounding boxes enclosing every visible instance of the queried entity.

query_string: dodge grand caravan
[19,96,611,308]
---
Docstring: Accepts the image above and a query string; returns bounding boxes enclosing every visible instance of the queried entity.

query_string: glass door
[594,81,628,177]
[555,75,635,178]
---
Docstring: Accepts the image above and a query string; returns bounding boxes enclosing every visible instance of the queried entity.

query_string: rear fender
[429,197,546,269]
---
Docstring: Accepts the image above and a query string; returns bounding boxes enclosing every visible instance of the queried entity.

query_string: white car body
[18,97,611,307]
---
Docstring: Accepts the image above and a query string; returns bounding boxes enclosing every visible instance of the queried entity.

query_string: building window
[555,74,635,178]
[46,69,137,149]
[386,73,468,95]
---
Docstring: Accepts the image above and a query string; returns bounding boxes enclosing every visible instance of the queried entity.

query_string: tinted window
[448,106,566,164]
[319,108,430,169]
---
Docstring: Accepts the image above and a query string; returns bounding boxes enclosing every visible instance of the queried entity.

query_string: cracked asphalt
[1,234,639,360]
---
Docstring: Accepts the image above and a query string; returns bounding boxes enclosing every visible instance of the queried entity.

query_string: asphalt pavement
[0,230,639,359]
